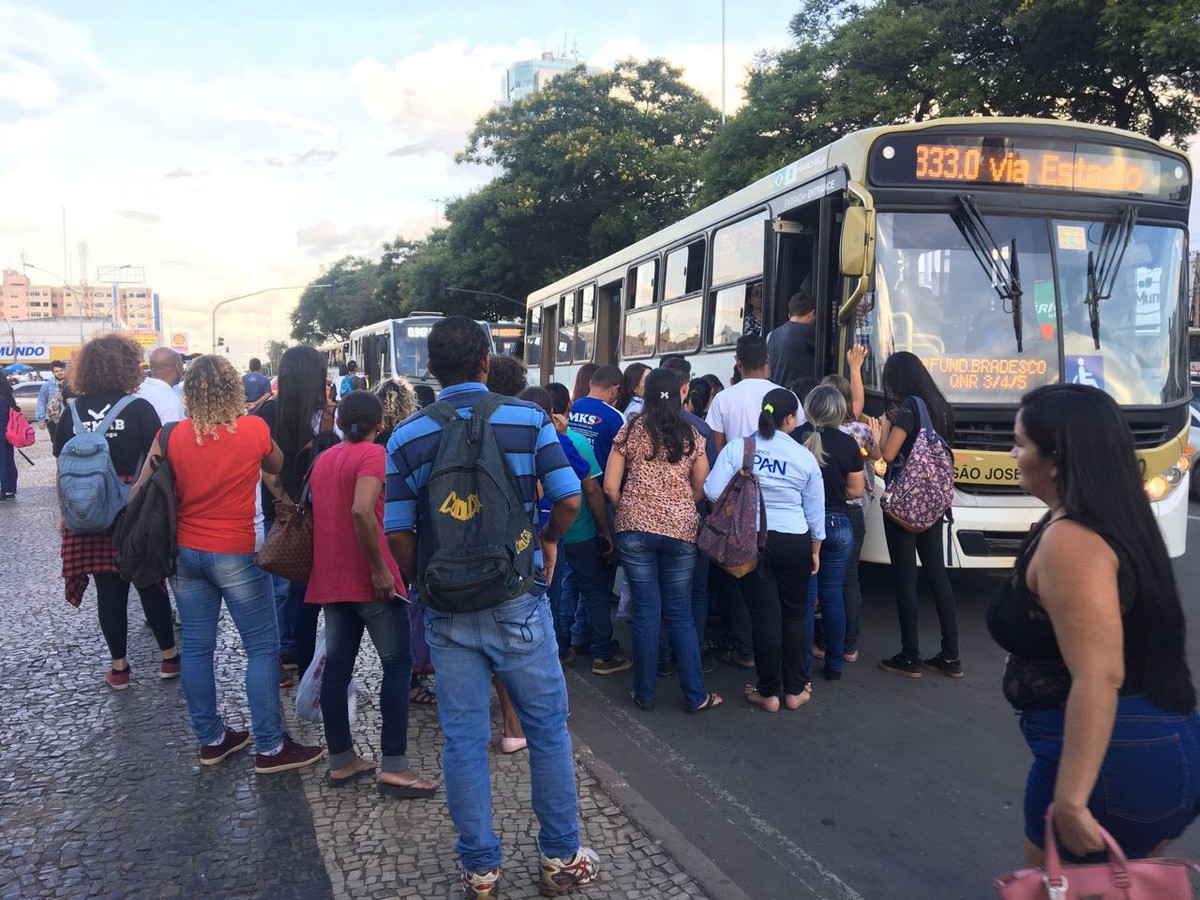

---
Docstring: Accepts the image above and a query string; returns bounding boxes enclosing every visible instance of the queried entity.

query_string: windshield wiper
[1084,205,1138,350]
[953,195,1024,352]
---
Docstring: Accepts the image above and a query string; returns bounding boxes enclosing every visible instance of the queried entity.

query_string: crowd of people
[15,305,1200,896]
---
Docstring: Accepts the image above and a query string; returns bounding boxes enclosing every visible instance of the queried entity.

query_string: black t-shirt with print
[794,424,864,511]
[52,391,162,479]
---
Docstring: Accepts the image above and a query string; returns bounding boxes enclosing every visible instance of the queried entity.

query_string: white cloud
[216,104,339,136]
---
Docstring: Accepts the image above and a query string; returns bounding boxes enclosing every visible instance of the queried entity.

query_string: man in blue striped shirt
[384,316,599,899]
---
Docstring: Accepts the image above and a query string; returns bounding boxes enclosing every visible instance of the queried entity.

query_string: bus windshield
[865,212,1187,405]
[392,321,433,379]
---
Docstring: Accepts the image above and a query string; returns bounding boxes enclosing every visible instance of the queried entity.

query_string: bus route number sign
[406,326,432,339]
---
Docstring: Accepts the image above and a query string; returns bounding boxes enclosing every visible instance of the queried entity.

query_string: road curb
[570,727,756,900]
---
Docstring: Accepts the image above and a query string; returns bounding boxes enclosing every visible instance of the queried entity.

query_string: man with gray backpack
[383,315,599,900]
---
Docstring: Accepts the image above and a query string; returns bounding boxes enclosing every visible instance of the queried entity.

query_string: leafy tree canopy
[701,0,1200,200]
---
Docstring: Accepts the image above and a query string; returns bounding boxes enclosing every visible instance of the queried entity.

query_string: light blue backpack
[58,396,138,534]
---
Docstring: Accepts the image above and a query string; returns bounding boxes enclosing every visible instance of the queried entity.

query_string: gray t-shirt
[767,320,816,391]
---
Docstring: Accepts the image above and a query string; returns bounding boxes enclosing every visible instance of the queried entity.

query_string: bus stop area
[0,439,719,900]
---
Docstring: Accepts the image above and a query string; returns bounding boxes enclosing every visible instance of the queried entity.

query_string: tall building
[499,51,601,105]
[1,269,158,331]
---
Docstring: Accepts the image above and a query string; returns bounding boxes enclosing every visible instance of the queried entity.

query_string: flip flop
[327,763,377,788]
[685,692,724,714]
[378,777,438,799]
[718,650,755,672]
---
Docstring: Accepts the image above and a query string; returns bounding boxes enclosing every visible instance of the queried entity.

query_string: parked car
[12,382,41,422]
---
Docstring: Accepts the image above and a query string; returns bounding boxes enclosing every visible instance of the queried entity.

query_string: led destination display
[870,134,1189,202]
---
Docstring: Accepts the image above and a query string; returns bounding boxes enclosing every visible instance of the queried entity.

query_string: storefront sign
[0,343,50,364]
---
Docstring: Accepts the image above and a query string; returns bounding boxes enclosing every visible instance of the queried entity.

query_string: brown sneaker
[592,653,632,676]
[254,735,324,774]
[104,665,131,690]
[199,727,251,766]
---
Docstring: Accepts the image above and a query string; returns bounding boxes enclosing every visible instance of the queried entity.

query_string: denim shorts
[1020,695,1200,859]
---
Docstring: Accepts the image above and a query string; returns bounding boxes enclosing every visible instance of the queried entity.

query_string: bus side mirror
[840,206,874,277]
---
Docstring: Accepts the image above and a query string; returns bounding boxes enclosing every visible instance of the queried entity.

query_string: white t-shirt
[704,433,826,538]
[704,377,784,443]
[136,377,185,425]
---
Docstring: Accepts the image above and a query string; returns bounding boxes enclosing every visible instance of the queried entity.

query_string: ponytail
[802,385,847,466]
[757,388,799,441]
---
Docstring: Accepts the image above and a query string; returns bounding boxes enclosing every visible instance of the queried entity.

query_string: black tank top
[985,518,1136,712]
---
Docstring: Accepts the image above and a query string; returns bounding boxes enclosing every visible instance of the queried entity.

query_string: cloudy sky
[2,2,1196,365]
[0,0,800,361]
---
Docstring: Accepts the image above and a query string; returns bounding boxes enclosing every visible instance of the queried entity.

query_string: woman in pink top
[306,391,437,798]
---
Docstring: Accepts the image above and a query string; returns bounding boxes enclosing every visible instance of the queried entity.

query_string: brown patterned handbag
[255,489,314,584]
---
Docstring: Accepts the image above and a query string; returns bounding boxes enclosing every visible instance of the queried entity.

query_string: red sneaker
[254,736,324,774]
[159,655,181,680]
[199,727,251,766]
[104,666,131,690]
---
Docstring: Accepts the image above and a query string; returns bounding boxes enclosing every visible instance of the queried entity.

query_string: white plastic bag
[294,632,357,724]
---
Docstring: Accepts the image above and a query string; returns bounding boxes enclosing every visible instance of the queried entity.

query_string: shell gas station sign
[169,331,188,354]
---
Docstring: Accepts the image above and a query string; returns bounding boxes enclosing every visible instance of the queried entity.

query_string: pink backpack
[5,406,34,449]
[697,437,767,577]
[880,397,953,533]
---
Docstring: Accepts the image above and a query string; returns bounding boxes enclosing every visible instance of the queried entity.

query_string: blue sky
[1,2,1195,361]
[0,0,800,358]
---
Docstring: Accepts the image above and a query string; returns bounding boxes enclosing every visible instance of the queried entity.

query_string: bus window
[576,285,596,362]
[711,212,767,286]
[658,295,702,353]
[526,305,542,368]
[708,285,748,347]
[628,259,658,309]
[557,292,575,364]
[663,240,705,301]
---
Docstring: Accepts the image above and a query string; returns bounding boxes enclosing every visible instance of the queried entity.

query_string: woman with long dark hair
[604,368,719,713]
[877,351,961,679]
[275,345,339,679]
[705,387,825,712]
[616,362,650,418]
[306,390,436,796]
[0,377,18,500]
[684,377,713,418]
[989,383,1200,863]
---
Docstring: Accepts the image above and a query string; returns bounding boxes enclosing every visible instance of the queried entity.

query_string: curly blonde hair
[70,332,145,395]
[376,377,418,432]
[182,354,245,444]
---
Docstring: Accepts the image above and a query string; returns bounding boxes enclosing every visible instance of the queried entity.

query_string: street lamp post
[211,284,331,354]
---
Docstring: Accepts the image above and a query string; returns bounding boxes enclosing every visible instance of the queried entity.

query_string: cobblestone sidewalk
[0,437,709,899]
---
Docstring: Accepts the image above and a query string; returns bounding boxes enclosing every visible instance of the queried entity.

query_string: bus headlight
[1146,475,1170,501]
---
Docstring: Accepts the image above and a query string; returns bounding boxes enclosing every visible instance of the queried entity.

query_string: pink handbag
[995,804,1200,898]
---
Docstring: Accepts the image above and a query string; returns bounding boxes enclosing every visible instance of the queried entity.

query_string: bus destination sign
[870,134,1189,202]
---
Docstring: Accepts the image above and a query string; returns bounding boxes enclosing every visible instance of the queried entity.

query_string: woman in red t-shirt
[136,354,323,774]
[306,391,437,797]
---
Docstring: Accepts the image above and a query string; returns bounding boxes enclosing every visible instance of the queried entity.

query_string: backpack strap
[910,396,935,433]
[157,421,178,468]
[740,436,755,473]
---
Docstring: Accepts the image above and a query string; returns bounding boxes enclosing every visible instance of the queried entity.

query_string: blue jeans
[261,519,293,655]
[547,550,573,653]
[0,431,15,494]
[660,544,709,664]
[322,601,412,772]
[842,505,867,655]
[172,548,283,753]
[287,580,322,676]
[1021,696,1200,860]
[806,513,853,677]
[616,530,705,709]
[563,538,617,660]
[424,591,579,873]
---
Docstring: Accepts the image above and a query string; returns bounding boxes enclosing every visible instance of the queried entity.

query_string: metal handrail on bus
[838,181,877,324]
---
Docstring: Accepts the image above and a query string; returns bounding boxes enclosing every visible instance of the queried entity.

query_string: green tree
[289,256,390,343]
[264,339,287,375]
[701,0,1200,201]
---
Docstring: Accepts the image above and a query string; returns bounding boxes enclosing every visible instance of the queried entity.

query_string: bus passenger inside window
[743,281,763,336]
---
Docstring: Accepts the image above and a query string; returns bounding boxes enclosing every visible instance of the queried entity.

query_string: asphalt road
[561,498,1200,900]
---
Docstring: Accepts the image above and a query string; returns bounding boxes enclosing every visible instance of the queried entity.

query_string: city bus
[488,321,525,358]
[525,117,1193,565]
[316,339,348,383]
[349,313,496,405]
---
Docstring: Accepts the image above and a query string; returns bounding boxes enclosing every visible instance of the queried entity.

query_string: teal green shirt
[563,429,600,544]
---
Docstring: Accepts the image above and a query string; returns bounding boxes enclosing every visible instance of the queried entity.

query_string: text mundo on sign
[0,344,50,361]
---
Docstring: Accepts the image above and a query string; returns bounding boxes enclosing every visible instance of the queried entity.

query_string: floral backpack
[880,396,954,534]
